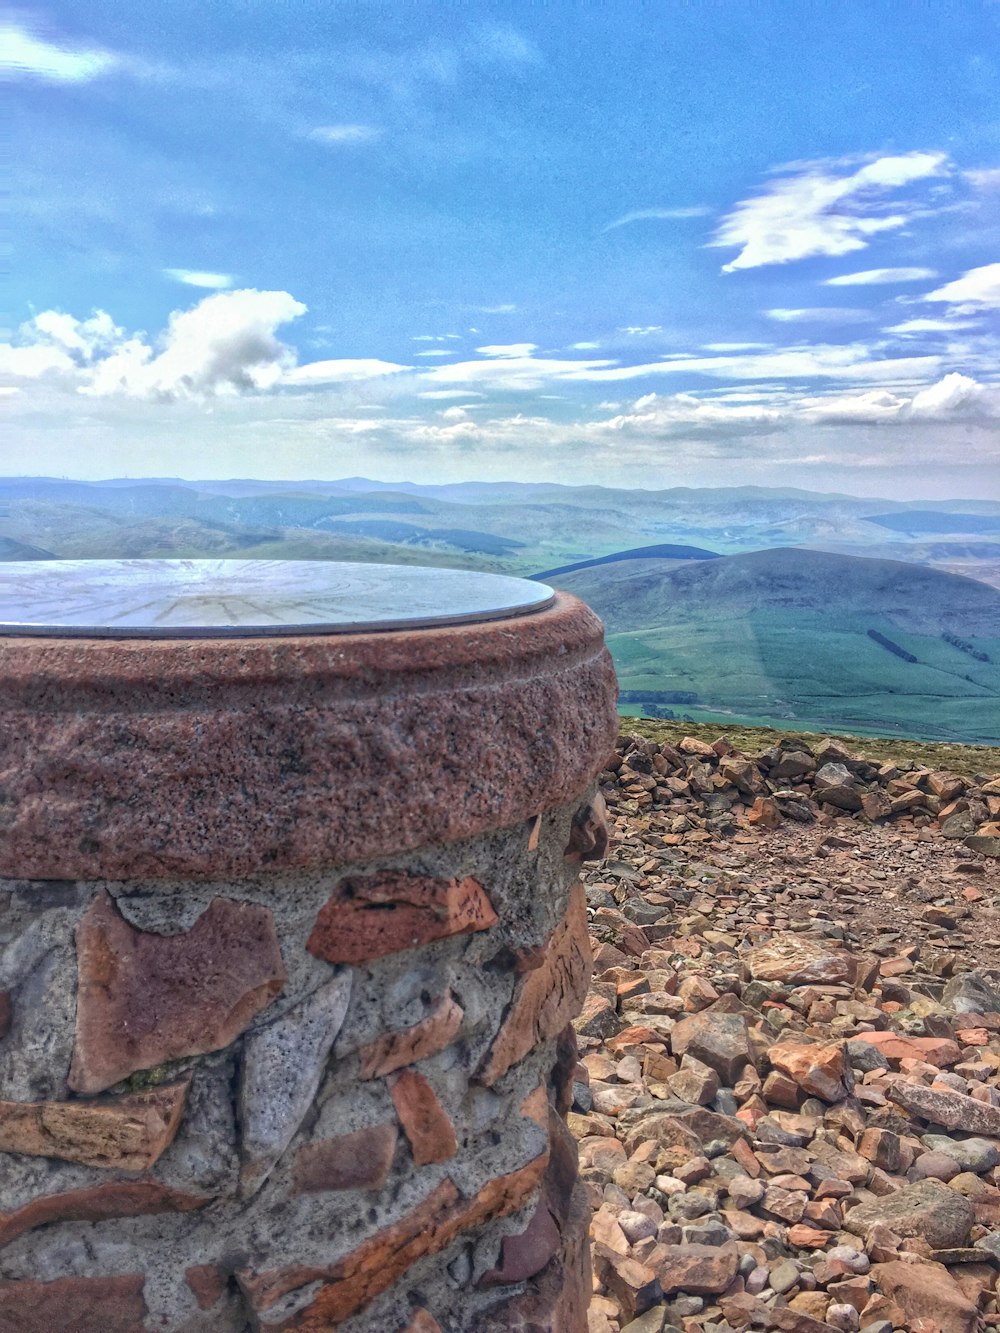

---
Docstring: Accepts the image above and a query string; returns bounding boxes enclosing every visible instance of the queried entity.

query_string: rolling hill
[535,543,719,578]
[2,479,999,579]
[548,548,1000,744]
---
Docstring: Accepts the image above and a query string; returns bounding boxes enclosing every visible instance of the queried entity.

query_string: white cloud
[425,354,614,390]
[802,373,1000,424]
[604,372,1000,439]
[571,341,602,350]
[607,344,942,383]
[475,343,538,358]
[923,262,1000,311]
[1,19,117,82]
[80,289,307,398]
[3,294,310,400]
[965,168,1000,191]
[824,266,938,285]
[702,342,772,351]
[885,317,978,334]
[764,308,874,323]
[284,358,411,384]
[308,124,382,145]
[618,326,663,336]
[801,389,906,423]
[476,303,517,314]
[603,206,711,232]
[604,392,785,438]
[417,341,947,389]
[163,269,234,290]
[414,350,455,358]
[712,151,949,272]
[908,372,999,418]
[24,310,125,361]
[0,343,75,379]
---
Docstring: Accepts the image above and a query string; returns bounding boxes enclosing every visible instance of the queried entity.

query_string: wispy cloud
[475,343,538,358]
[284,358,411,384]
[308,124,383,146]
[606,372,1000,439]
[163,269,234,290]
[711,151,949,272]
[702,342,772,351]
[964,168,1000,191]
[765,308,875,324]
[1,18,118,82]
[923,262,1000,311]
[471,24,541,69]
[824,267,938,286]
[603,206,711,233]
[886,317,979,334]
[476,303,517,314]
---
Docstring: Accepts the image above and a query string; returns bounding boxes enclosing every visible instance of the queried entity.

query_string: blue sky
[3,1,999,496]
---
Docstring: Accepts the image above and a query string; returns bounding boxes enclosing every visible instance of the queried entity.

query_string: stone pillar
[0,588,617,1331]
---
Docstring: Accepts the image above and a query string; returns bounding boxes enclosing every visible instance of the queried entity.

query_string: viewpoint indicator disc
[0,559,555,637]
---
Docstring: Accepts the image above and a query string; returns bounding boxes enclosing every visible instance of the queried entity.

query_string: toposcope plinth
[0,560,618,1333]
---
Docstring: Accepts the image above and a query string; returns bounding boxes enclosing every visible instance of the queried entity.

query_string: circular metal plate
[0,559,555,638]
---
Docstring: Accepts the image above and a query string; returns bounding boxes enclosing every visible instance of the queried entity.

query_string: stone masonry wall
[0,792,610,1331]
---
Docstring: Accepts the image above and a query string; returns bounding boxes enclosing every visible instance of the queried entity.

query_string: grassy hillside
[552,549,1000,745]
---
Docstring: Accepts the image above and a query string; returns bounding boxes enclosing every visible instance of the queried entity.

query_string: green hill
[550,548,1000,744]
[535,543,718,578]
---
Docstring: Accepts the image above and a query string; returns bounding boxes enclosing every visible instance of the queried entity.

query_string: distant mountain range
[2,477,998,582]
[2,476,999,744]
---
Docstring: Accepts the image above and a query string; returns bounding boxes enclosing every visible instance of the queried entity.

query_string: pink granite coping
[0,592,618,880]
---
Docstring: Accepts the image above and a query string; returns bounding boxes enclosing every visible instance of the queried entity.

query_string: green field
[609,608,1000,744]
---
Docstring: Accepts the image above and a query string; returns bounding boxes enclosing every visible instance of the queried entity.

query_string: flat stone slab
[0,559,553,637]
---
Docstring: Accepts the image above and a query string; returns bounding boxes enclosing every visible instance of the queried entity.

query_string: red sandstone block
[478,884,592,1086]
[239,1151,550,1325]
[0,1274,147,1332]
[520,1081,551,1132]
[307,873,497,965]
[357,991,464,1080]
[70,892,285,1094]
[0,1078,190,1171]
[400,1313,442,1333]
[389,1069,458,1166]
[185,1264,228,1311]
[477,1197,560,1288]
[292,1123,398,1193]
[0,1179,208,1250]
